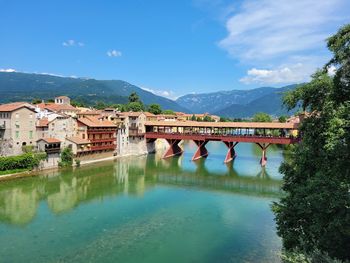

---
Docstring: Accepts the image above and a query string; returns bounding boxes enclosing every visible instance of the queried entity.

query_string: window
[15,113,19,119]
[29,131,33,139]
[15,131,19,139]
[15,121,20,129]
[29,113,33,119]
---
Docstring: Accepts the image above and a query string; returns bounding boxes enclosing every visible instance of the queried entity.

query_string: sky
[0,0,349,99]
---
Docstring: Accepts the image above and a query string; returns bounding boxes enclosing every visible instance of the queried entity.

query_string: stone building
[0,102,37,156]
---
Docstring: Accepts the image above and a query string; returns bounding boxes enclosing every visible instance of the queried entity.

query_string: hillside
[214,85,298,118]
[176,85,298,117]
[176,87,276,113]
[0,72,188,112]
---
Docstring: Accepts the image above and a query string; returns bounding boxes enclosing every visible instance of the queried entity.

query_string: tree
[59,147,73,167]
[252,112,272,122]
[191,114,196,121]
[203,115,212,122]
[95,101,107,110]
[128,92,140,103]
[127,102,144,112]
[148,104,162,115]
[278,115,288,123]
[273,24,350,261]
[162,109,175,115]
[31,98,42,104]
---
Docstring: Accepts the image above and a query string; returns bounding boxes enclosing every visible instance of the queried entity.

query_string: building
[36,138,61,168]
[64,137,91,156]
[35,96,80,117]
[0,102,37,156]
[120,112,148,155]
[77,116,117,154]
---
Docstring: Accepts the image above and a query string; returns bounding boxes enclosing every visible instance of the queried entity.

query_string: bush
[58,147,73,167]
[0,152,47,171]
[75,159,81,167]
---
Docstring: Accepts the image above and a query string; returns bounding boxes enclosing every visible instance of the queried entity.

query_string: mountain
[0,72,188,112]
[214,85,298,118]
[176,85,298,118]
[176,87,276,113]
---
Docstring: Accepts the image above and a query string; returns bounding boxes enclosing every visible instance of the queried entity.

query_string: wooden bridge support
[223,141,239,163]
[256,143,271,167]
[192,140,209,161]
[163,139,183,159]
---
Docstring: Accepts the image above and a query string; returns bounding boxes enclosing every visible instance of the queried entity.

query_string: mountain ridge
[0,72,188,112]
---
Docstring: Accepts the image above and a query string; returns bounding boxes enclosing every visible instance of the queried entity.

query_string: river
[0,141,285,262]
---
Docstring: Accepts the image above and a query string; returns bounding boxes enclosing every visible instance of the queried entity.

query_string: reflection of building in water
[0,188,39,225]
[113,156,147,196]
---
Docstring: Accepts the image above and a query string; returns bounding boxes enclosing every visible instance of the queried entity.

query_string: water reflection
[0,150,283,226]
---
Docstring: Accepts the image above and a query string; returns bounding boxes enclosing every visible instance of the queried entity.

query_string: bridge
[145,121,300,166]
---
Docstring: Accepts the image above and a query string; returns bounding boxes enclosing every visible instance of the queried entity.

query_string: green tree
[148,104,162,115]
[128,92,140,103]
[278,115,288,123]
[162,109,175,115]
[127,102,144,112]
[191,114,196,121]
[273,24,350,261]
[31,98,42,104]
[203,115,212,122]
[59,147,73,167]
[95,101,107,110]
[252,112,272,122]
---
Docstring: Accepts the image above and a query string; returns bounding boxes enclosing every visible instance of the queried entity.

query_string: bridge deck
[145,132,299,144]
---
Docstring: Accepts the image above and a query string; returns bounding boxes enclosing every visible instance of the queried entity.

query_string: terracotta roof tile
[78,116,117,128]
[38,138,61,143]
[0,102,35,112]
[66,137,91,145]
[37,118,49,127]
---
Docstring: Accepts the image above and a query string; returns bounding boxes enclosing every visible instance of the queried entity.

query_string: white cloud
[62,39,84,47]
[216,0,350,85]
[107,50,122,57]
[141,86,178,100]
[219,0,349,61]
[240,63,315,84]
[0,68,16,72]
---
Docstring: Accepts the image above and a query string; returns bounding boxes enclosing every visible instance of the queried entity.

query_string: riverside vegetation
[273,24,350,262]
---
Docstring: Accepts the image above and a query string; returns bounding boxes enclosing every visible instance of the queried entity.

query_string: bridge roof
[145,121,298,129]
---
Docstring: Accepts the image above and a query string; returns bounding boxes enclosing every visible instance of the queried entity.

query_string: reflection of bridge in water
[145,155,283,198]
[145,121,300,166]
[0,155,282,226]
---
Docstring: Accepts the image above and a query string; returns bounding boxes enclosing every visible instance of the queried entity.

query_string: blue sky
[1,0,349,99]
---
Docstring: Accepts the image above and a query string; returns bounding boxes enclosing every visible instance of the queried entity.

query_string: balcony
[0,124,5,130]
[45,147,61,154]
[90,138,116,143]
[90,145,115,151]
[88,129,116,134]
[129,127,144,137]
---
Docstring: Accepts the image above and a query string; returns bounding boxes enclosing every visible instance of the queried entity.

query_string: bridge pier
[192,140,209,161]
[223,141,239,163]
[163,139,183,159]
[256,143,271,166]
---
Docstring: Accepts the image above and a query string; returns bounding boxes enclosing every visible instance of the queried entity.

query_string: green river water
[0,142,285,262]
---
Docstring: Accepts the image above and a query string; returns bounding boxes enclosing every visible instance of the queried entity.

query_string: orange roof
[66,137,90,145]
[0,102,35,112]
[144,112,156,117]
[38,138,61,143]
[145,120,299,129]
[120,112,145,117]
[56,96,70,99]
[44,103,79,112]
[78,116,117,128]
[37,118,49,127]
[77,110,101,115]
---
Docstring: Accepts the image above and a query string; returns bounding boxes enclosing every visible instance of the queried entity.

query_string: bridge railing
[145,131,298,140]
